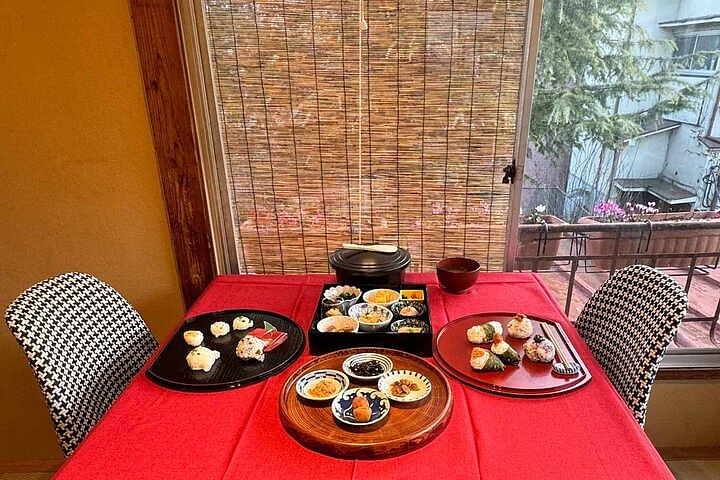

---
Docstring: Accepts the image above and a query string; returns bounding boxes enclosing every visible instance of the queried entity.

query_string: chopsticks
[540,323,570,370]
[342,243,398,254]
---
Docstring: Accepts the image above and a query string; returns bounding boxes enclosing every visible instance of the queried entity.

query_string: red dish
[433,312,591,397]
[247,327,287,351]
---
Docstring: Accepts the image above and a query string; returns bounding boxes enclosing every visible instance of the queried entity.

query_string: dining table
[53,272,674,479]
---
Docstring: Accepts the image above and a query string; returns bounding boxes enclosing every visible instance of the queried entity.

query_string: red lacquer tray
[433,312,591,397]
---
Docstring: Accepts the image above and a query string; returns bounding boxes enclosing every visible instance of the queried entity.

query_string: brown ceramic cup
[436,257,481,293]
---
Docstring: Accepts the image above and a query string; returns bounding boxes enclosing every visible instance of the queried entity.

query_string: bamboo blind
[203,0,527,274]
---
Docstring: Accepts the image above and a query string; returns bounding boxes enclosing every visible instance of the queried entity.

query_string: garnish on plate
[246,322,287,351]
[210,321,230,338]
[350,360,385,377]
[186,346,220,372]
[235,335,266,362]
[400,289,424,301]
[183,330,203,346]
[390,378,420,397]
[491,333,520,366]
[307,378,341,398]
[469,347,505,372]
[233,316,253,331]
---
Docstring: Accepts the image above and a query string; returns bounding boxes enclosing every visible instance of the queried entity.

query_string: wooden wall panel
[129,0,216,306]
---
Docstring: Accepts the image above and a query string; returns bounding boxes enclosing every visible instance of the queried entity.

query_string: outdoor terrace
[515,219,720,351]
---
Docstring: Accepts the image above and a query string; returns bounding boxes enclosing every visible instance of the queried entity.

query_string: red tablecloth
[54,273,672,479]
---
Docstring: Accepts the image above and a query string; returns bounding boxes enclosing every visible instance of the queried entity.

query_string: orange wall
[0,0,185,464]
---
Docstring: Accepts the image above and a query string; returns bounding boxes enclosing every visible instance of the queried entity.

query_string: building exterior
[534,0,720,221]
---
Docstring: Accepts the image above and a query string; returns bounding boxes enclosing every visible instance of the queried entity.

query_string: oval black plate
[146,309,305,392]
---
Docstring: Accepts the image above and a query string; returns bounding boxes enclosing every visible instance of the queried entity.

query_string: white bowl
[348,303,393,332]
[377,369,432,403]
[342,353,394,381]
[362,288,401,307]
[295,369,349,401]
[316,316,359,333]
[323,285,362,309]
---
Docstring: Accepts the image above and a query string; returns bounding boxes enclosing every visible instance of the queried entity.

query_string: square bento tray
[308,283,432,357]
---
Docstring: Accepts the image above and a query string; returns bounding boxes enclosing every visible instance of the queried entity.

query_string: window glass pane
[202,0,528,274]
[517,0,720,354]
[674,35,696,69]
[674,35,696,57]
[694,34,720,70]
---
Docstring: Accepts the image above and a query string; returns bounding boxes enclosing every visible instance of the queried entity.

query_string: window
[516,0,720,364]
[674,33,720,71]
[184,0,532,275]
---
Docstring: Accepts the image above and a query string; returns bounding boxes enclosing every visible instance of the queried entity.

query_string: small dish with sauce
[342,352,394,381]
[362,288,401,307]
[348,303,393,332]
[390,301,427,318]
[377,369,432,403]
[296,369,350,401]
[317,315,359,333]
[390,318,430,334]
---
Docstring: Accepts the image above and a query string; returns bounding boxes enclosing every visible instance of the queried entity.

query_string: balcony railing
[515,220,720,358]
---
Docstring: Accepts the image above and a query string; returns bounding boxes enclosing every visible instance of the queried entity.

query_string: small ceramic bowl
[295,369,349,401]
[316,316,359,333]
[348,303,393,332]
[377,370,432,403]
[436,257,481,293]
[342,353,394,382]
[390,318,430,334]
[323,286,362,311]
[400,289,425,301]
[362,288,401,307]
[331,387,390,426]
[390,301,427,318]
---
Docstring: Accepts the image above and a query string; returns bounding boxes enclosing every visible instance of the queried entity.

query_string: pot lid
[329,247,411,275]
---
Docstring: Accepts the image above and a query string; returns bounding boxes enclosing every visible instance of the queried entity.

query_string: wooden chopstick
[541,323,570,369]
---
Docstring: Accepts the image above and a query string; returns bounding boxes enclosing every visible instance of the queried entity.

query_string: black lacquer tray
[308,284,432,357]
[146,309,305,392]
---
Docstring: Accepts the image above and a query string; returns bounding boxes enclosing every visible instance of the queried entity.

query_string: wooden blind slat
[203,0,527,273]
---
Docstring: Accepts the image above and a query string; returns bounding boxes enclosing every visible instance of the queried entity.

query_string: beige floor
[3,461,720,479]
[667,460,720,479]
[0,474,53,480]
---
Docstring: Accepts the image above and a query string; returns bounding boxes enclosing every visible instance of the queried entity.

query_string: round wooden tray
[434,312,592,397]
[279,348,453,459]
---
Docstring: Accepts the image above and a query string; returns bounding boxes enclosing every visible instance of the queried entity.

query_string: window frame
[674,30,720,76]
[177,0,542,276]
[130,0,720,375]
[177,0,240,275]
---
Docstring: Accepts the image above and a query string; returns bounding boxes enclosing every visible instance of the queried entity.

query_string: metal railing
[515,220,720,348]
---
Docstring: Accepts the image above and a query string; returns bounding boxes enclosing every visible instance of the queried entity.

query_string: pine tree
[527,0,718,211]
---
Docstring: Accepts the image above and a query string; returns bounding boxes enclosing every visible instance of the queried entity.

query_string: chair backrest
[5,272,158,456]
[575,264,687,427]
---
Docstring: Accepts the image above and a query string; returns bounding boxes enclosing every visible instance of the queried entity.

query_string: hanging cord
[358,0,367,244]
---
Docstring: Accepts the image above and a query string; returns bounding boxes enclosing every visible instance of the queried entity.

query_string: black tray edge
[146,309,306,392]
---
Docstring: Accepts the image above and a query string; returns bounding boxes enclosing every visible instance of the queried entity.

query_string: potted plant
[516,205,567,270]
[579,201,720,269]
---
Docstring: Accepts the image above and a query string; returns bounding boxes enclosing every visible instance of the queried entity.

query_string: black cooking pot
[329,247,411,286]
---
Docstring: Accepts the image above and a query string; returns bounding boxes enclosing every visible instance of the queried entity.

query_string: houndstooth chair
[575,264,687,427]
[5,272,158,456]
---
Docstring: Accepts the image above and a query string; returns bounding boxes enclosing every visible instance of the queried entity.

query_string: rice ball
[183,330,203,346]
[210,321,230,338]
